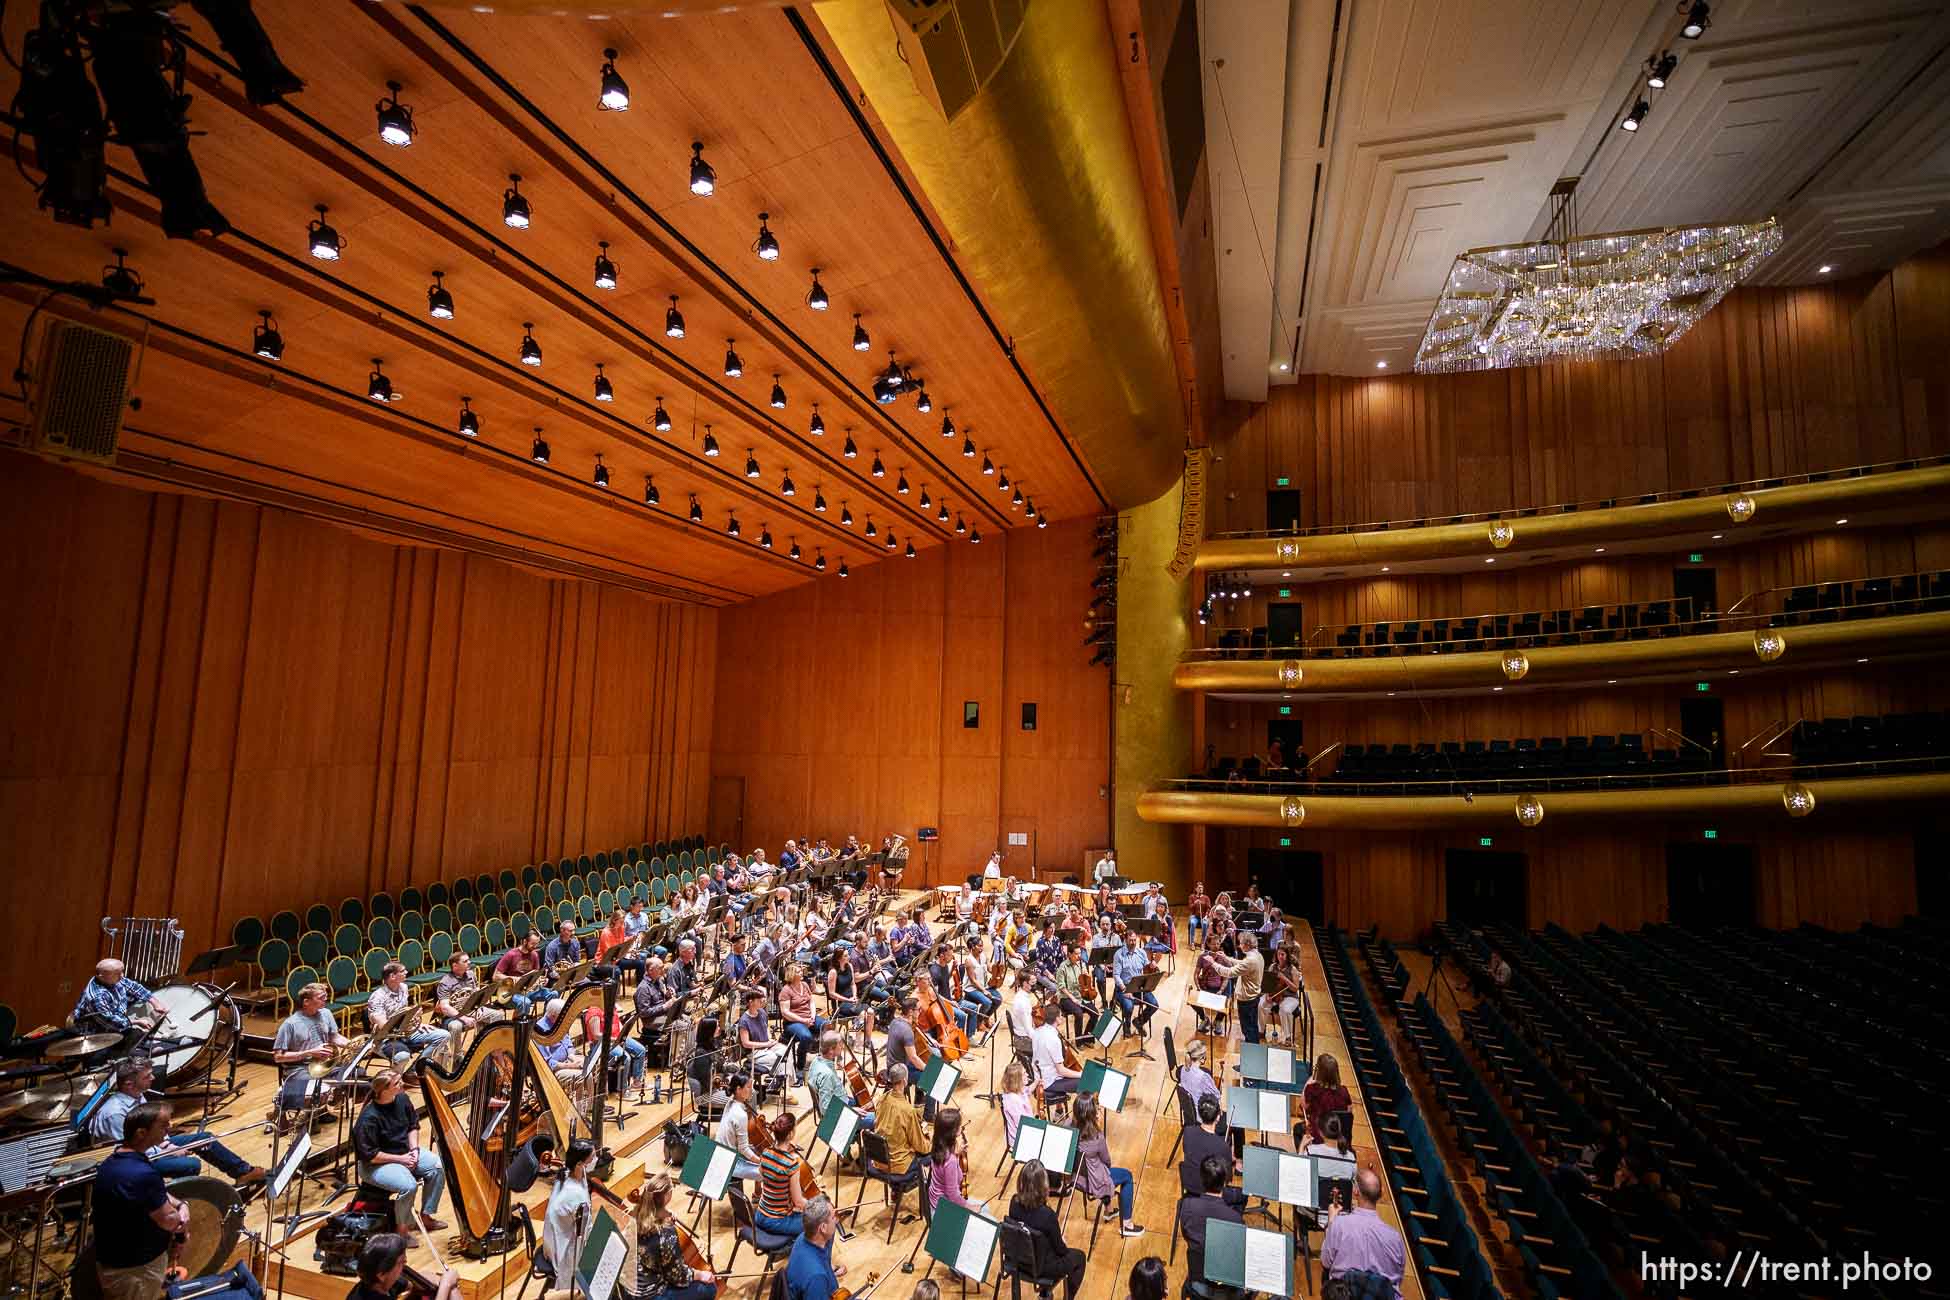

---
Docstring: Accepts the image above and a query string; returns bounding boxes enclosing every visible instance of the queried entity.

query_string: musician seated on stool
[492,932,545,1016]
[632,1173,717,1300]
[807,1031,876,1131]
[634,957,680,1055]
[735,990,791,1084]
[580,1002,646,1087]
[369,963,451,1073]
[273,981,353,1116]
[1110,932,1158,1034]
[71,958,167,1034]
[434,952,491,1036]
[544,920,588,971]
[534,1000,587,1083]
[1030,1001,1082,1104]
[783,1196,846,1300]
[1007,1160,1086,1300]
[599,907,647,982]
[1180,1096,1244,1208]
[91,1101,187,1300]
[872,1064,927,1185]
[715,1073,764,1182]
[756,1113,812,1237]
[90,1056,265,1186]
[349,1233,459,1300]
[1177,1155,1244,1258]
[354,1069,447,1232]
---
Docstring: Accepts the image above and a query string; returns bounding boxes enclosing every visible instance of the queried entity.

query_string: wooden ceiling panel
[0,0,1097,604]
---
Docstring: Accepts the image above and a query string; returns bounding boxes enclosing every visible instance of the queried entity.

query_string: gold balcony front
[1174,611,1950,695]
[1193,464,1950,578]
[1135,772,1950,830]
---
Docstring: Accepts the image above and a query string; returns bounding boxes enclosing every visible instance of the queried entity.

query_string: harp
[421,1018,524,1257]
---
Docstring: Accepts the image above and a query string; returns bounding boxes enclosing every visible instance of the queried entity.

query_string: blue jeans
[1189,916,1206,945]
[652,1284,717,1300]
[1115,990,1159,1029]
[951,1001,980,1036]
[1108,1166,1134,1220]
[360,1149,445,1226]
[963,988,999,1017]
[755,1210,802,1237]
[381,1025,451,1068]
[609,1037,647,1083]
[153,1130,252,1179]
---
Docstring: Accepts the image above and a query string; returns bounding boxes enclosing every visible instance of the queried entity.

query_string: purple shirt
[1321,1207,1406,1298]
[927,1152,970,1215]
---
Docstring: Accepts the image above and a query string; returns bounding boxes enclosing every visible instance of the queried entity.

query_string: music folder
[678,1134,737,1199]
[1010,1117,1077,1174]
[925,1199,1000,1284]
[1226,1085,1290,1134]
[815,1095,861,1158]
[1078,1060,1132,1111]
[577,1207,629,1300]
[1238,1042,1301,1090]
[1202,1217,1294,1297]
[919,1054,961,1104]
[1242,1143,1317,1208]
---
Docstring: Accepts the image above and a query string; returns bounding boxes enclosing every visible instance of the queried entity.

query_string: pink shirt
[1000,1092,1033,1147]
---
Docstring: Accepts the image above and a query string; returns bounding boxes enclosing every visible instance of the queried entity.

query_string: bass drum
[150,983,241,1093]
[68,1178,241,1300]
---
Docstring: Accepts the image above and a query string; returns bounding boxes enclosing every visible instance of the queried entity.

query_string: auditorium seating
[1790,710,1950,766]
[234,835,721,1017]
[1198,569,1950,659]
[1316,927,1502,1299]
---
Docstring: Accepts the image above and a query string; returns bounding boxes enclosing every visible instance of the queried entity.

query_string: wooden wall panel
[1192,244,1950,939]
[711,519,1111,884]
[0,457,715,1026]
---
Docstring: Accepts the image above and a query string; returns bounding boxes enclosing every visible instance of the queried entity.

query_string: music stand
[1122,970,1163,1060]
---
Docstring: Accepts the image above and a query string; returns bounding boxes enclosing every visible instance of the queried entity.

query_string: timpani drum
[149,983,241,1093]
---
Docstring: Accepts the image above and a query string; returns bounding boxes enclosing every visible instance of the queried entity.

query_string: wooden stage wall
[1,457,716,1026]
[710,516,1112,884]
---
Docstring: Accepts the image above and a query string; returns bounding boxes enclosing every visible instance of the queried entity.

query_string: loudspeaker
[30,318,133,462]
[884,0,1027,121]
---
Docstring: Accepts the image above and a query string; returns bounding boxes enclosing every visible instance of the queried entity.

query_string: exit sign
[1696,682,1711,692]
[1275,476,1290,487]
[1278,588,1292,598]
[1479,836,1493,847]
[1704,828,1719,840]
[1279,837,1292,847]
[1279,705,1292,716]
[1689,552,1703,563]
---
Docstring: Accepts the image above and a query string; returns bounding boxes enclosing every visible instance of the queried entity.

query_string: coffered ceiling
[1204,0,1950,390]
[0,1,1104,603]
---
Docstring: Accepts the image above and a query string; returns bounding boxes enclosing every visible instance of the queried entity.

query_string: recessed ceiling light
[1594,546,1605,553]
[1818,264,1832,274]
[1710,533,1723,540]
[1375,360,1387,370]
[1728,669,1739,675]
[1380,566,1390,573]
[1856,657,1869,664]
[1277,362,1290,372]
[1606,679,1617,685]
[1834,517,1848,525]
[1485,557,1496,564]
[1492,686,1503,692]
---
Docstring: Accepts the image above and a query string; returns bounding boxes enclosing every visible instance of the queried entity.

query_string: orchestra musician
[871,1063,928,1185]
[543,919,587,971]
[1030,1002,1082,1104]
[778,963,828,1079]
[492,931,545,1015]
[925,1106,983,1216]
[598,906,646,981]
[881,995,931,1102]
[630,1173,717,1300]
[433,950,494,1038]
[956,937,1001,1026]
[912,974,970,1056]
[1186,879,1211,946]
[352,1069,448,1233]
[806,1031,875,1131]
[782,1196,846,1300]
[633,955,681,1054]
[272,980,354,1121]
[1052,944,1098,1039]
[70,958,168,1034]
[91,1101,185,1300]
[1109,931,1159,1038]
[543,1139,598,1287]
[580,999,647,1090]
[755,1113,812,1237]
[348,1233,460,1300]
[89,1055,265,1185]
[368,961,451,1073]
[715,1073,763,1182]
[735,989,792,1084]
[534,998,588,1083]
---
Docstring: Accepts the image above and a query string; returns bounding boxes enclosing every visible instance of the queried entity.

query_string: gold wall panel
[816,0,1183,508]
[1114,482,1193,892]
[1175,611,1950,694]
[1193,465,1950,574]
[1136,773,1950,830]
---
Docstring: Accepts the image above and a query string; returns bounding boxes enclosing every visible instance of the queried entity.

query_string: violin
[833,1271,884,1300]
[1078,968,1099,1004]
[841,1039,874,1109]
[390,1264,445,1299]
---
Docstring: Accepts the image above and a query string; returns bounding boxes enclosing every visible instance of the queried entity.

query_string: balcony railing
[1208,454,1950,540]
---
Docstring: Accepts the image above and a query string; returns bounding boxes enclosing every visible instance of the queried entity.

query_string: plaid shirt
[72,976,153,1030]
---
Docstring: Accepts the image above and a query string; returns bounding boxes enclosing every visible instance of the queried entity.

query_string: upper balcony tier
[1192,457,1950,582]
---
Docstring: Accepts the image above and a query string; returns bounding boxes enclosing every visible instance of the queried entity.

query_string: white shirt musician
[273,980,352,1113]
[982,852,1004,881]
[1094,853,1118,884]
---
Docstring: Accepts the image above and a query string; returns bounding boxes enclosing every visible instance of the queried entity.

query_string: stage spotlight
[760,526,773,550]
[644,477,660,507]
[1679,1,1709,39]
[727,514,740,537]
[702,426,720,457]
[519,322,542,367]
[689,496,703,523]
[941,413,956,438]
[806,269,829,311]
[593,241,618,291]
[1647,51,1676,87]
[753,212,780,261]
[814,489,828,513]
[652,398,671,432]
[871,452,885,478]
[457,397,480,438]
[723,340,743,378]
[665,296,685,339]
[367,359,394,403]
[427,271,454,319]
[790,540,802,561]
[1621,99,1648,132]
[816,552,827,571]
[308,205,343,260]
[843,434,858,459]
[745,450,762,479]
[251,309,283,361]
[689,141,716,196]
[897,470,909,495]
[593,364,614,402]
[810,405,826,436]
[852,314,870,352]
[770,375,788,410]
[598,48,630,111]
[502,174,531,229]
[593,455,610,488]
[841,503,854,526]
[13,19,111,229]
[375,80,414,147]
[839,561,849,578]
[781,471,796,497]
[530,429,551,464]
[915,387,932,414]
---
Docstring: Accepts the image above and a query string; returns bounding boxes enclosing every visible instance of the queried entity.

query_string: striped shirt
[757,1146,801,1219]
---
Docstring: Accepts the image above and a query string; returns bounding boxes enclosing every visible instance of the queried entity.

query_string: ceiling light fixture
[816,552,827,572]
[426,270,454,319]
[970,528,982,544]
[593,241,618,291]
[688,141,716,196]
[781,470,796,497]
[598,48,629,111]
[916,387,932,414]
[252,310,284,361]
[841,502,854,526]
[938,500,950,522]
[644,476,660,507]
[1647,50,1677,87]
[1375,360,1387,370]
[1818,264,1832,274]
[593,363,613,402]
[531,428,550,464]
[664,296,685,339]
[839,561,849,578]
[1012,486,1023,507]
[981,452,995,476]
[753,212,780,261]
[366,358,394,403]
[809,405,825,436]
[897,469,909,494]
[851,314,869,352]
[307,204,343,260]
[702,425,719,457]
[865,517,878,538]
[806,268,829,311]
[885,531,897,552]
[905,541,916,559]
[813,487,828,512]
[375,80,415,147]
[1037,512,1048,529]
[502,174,531,229]
[760,526,773,550]
[1679,1,1710,40]
[962,436,976,458]
[745,450,761,479]
[519,322,542,367]
[652,398,671,432]
[723,340,743,378]
[843,433,858,459]
[919,485,931,509]
[871,451,886,478]
[727,513,740,538]
[593,455,610,488]
[101,250,143,298]
[688,495,703,523]
[955,515,967,535]
[790,539,802,561]
[996,469,1010,491]
[770,375,787,410]
[1621,99,1648,132]
[457,396,479,438]
[940,413,956,439]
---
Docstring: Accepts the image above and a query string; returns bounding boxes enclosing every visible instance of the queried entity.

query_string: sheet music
[1192,990,1229,1013]
[1012,1121,1044,1163]
[828,1106,859,1155]
[954,1212,997,1280]
[1098,1068,1129,1110]
[1094,1016,1119,1047]
[1277,1154,1313,1208]
[271,1131,311,1200]
[1258,1091,1288,1132]
[1267,1048,1293,1085]
[588,1228,627,1300]
[1042,1124,1075,1172]
[928,1064,959,1103]
[702,1143,735,1196]
[1242,1225,1288,1294]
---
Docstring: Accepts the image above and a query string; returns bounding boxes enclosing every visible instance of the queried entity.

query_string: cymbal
[45,1033,123,1060]
[0,1081,76,1117]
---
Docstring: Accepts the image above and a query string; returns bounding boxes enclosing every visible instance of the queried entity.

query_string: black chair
[996,1220,1067,1300]
[854,1130,927,1243]
[727,1185,795,1295]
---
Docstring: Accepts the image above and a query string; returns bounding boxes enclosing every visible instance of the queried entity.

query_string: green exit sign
[1275,476,1290,487]
[1689,552,1703,563]
[1278,588,1292,598]
[1279,705,1292,716]
[1279,837,1292,847]
[1696,681,1711,692]
[1704,828,1719,840]
[1479,836,1494,847]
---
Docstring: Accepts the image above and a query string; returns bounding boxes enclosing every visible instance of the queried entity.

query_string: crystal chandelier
[1414,177,1781,374]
